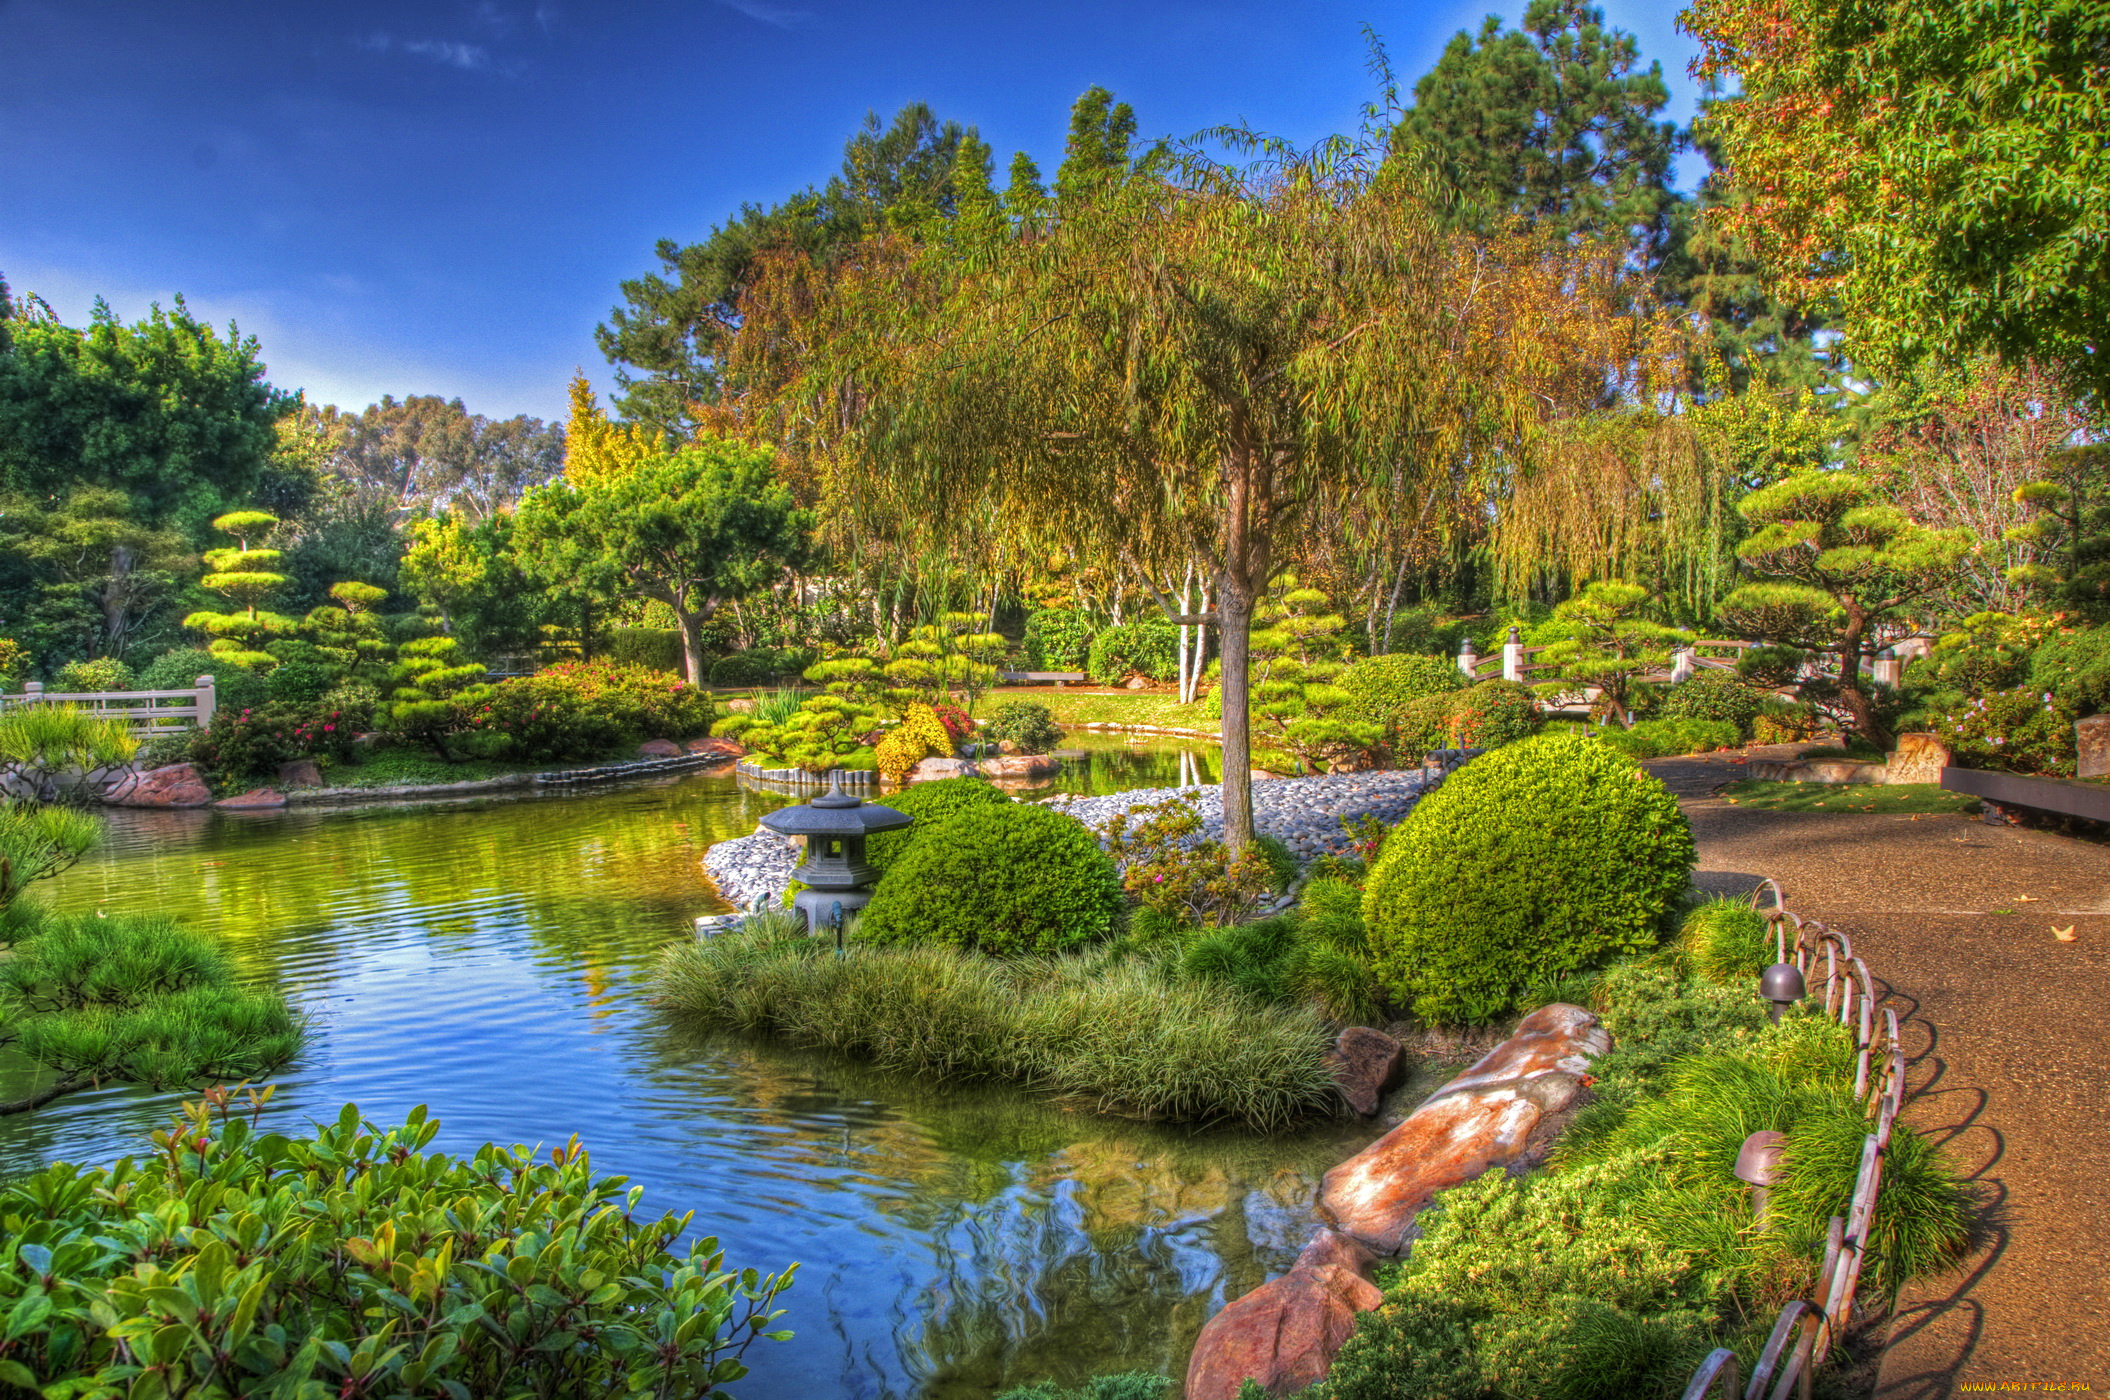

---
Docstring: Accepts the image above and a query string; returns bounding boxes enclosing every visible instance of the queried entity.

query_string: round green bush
[980,700,1063,754]
[52,656,135,693]
[1340,654,1465,741]
[864,776,1013,875]
[858,803,1123,954]
[1023,609,1095,671]
[708,650,778,687]
[1087,621,1180,684]
[1363,733,1695,1024]
[138,647,268,713]
[265,659,335,704]
[2030,624,2110,715]
[1656,670,1768,737]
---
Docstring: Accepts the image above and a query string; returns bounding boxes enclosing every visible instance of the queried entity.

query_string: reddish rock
[907,757,976,783]
[978,753,1060,778]
[684,737,743,761]
[1328,1026,1405,1116]
[1184,1229,1382,1400]
[104,763,213,809]
[2077,716,2110,781]
[639,738,683,758]
[216,787,287,811]
[1317,1003,1607,1255]
[276,759,324,788]
[1124,676,1148,690]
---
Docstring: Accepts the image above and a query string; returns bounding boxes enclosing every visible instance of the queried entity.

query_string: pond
[6,732,1377,1400]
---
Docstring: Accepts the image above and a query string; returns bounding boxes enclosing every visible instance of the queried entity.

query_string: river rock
[1328,1026,1405,1117]
[276,759,324,788]
[1885,733,1951,785]
[1124,676,1147,690]
[2078,715,2110,780]
[1183,1228,1382,1400]
[1317,1003,1607,1255]
[907,757,977,783]
[639,738,683,758]
[104,763,213,809]
[979,753,1060,778]
[216,787,287,811]
[998,739,1020,754]
[685,737,743,760]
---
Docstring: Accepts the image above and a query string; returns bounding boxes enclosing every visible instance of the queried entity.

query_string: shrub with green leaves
[1393,679,1543,761]
[1596,717,1741,760]
[2030,622,2110,715]
[1339,653,1465,747]
[1927,686,2077,775]
[1364,735,1695,1024]
[1735,644,1806,689]
[998,1375,1170,1400]
[1023,609,1096,671]
[1657,669,1769,737]
[1181,878,1384,1023]
[138,647,267,713]
[191,702,356,782]
[864,776,1013,875]
[0,1097,795,1395]
[464,677,627,762]
[524,661,716,740]
[607,626,685,674]
[51,657,134,693]
[981,700,1064,754]
[859,803,1122,954]
[709,649,779,686]
[1087,621,1180,684]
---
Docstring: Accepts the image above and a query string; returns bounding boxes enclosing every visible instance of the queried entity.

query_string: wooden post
[1501,626,1522,683]
[1458,637,1478,680]
[195,675,216,729]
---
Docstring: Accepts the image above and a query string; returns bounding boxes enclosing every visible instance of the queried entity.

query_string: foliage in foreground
[1364,735,1695,1024]
[654,924,1338,1129]
[0,1096,795,1396]
[0,907,302,1110]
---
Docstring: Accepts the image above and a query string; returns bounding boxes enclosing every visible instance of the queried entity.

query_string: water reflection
[8,733,1363,1399]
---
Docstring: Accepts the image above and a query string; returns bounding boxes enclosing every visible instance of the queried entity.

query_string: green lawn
[1717,780,1980,815]
[1001,686,1220,733]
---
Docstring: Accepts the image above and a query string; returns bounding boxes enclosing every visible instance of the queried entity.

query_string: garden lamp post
[757,775,913,936]
[1759,916,1806,1023]
[1734,1130,1786,1219]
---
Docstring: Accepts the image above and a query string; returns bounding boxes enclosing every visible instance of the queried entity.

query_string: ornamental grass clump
[858,802,1123,954]
[653,925,1336,1129]
[1678,898,1775,985]
[0,1096,795,1395]
[1363,734,1695,1024]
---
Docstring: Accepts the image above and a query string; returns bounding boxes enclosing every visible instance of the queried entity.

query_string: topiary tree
[1656,669,1769,740]
[1023,608,1095,671]
[1363,734,1694,1023]
[858,803,1122,954]
[863,776,1013,874]
[1534,581,1691,728]
[184,511,294,672]
[388,635,494,760]
[1087,621,1180,686]
[1340,653,1466,759]
[1250,585,1380,772]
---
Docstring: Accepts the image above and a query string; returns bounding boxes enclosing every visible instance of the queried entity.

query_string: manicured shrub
[1450,679,1542,748]
[1363,734,1695,1024]
[1735,644,1806,688]
[1596,717,1741,760]
[1657,669,1769,737]
[864,776,1013,874]
[0,1100,793,1396]
[51,656,134,692]
[264,658,334,704]
[859,803,1123,954]
[981,699,1063,754]
[1927,687,2077,775]
[1181,891,1383,1024]
[607,625,685,674]
[1750,701,1817,744]
[709,649,779,686]
[1023,608,1096,671]
[466,676,627,762]
[1087,621,1180,684]
[874,701,956,779]
[191,701,362,780]
[2030,622,2110,715]
[139,646,267,712]
[1098,793,1275,927]
[1339,653,1465,744]
[527,660,715,739]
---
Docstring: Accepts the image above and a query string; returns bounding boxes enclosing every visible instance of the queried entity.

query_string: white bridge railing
[0,676,217,734]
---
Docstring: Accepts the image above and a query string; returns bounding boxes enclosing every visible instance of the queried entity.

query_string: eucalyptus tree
[739,131,1663,848]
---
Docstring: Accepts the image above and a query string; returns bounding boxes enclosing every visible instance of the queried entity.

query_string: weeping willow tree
[737,127,1669,848]
[1490,412,1741,618]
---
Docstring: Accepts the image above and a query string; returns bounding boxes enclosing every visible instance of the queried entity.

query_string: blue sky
[0,0,1703,424]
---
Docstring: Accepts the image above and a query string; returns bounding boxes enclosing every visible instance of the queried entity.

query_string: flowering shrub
[875,702,956,780]
[1928,687,2077,775]
[467,679,626,762]
[1097,793,1275,927]
[525,661,715,739]
[930,702,974,748]
[192,702,361,781]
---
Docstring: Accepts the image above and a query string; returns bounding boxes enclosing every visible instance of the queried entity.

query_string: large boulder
[1317,1003,1607,1255]
[1327,1026,1405,1117]
[216,787,287,811]
[1184,1229,1382,1400]
[977,753,1060,779]
[684,737,743,761]
[1885,733,1952,785]
[2077,715,2110,781]
[907,756,977,784]
[103,763,213,809]
[638,738,683,758]
[276,759,324,788]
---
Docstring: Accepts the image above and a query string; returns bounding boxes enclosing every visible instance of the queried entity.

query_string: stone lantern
[757,775,913,932]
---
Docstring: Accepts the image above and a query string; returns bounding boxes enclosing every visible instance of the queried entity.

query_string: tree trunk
[1834,612,1890,746]
[1218,576,1257,853]
[675,608,708,686]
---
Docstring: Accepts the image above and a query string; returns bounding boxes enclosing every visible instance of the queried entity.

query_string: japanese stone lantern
[757,775,913,932]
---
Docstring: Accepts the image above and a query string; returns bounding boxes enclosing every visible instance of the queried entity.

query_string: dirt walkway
[1647,756,2109,1394]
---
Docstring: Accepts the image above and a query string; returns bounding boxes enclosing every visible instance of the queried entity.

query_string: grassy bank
[1000,686,1221,734]
[654,921,1337,1130]
[1719,779,1980,814]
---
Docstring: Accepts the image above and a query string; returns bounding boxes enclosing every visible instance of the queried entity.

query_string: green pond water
[7,734,1379,1400]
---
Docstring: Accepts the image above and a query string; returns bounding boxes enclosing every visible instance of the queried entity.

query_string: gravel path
[1647,754,2110,1393]
[702,768,1439,911]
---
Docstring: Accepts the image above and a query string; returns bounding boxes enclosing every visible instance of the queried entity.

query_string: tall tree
[302,396,562,518]
[513,439,810,684]
[1686,0,2110,400]
[740,134,1668,849]
[1395,1,1684,267]
[597,104,979,434]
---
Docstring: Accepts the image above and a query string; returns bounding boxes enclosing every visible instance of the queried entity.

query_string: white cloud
[403,39,492,70]
[715,0,814,30]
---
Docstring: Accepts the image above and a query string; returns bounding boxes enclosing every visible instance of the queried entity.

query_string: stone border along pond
[699,767,1436,913]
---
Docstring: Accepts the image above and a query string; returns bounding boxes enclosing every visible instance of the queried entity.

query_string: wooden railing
[0,677,217,734]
